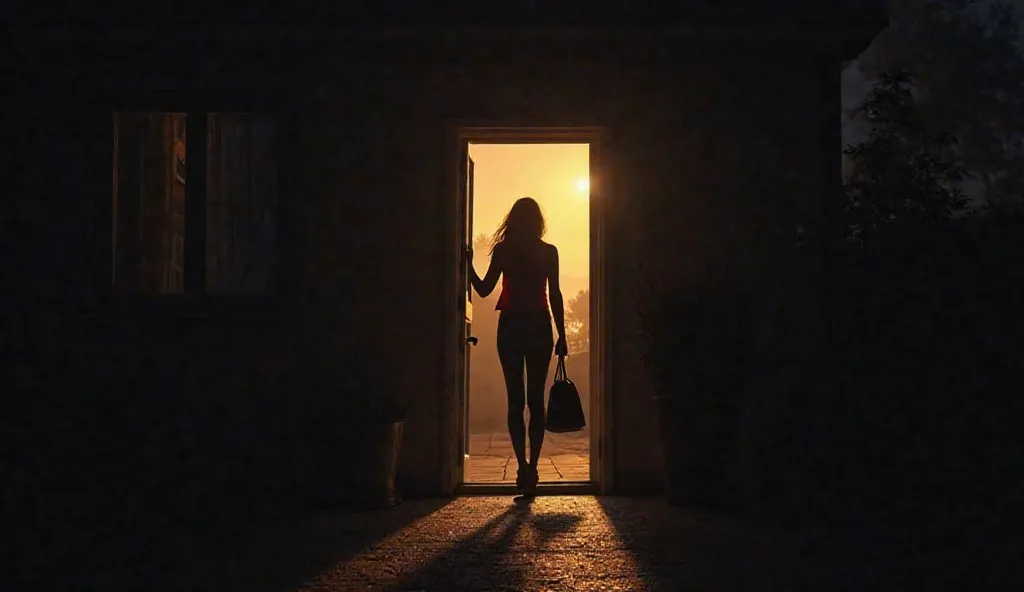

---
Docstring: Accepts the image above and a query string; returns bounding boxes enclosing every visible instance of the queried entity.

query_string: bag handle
[555,355,568,382]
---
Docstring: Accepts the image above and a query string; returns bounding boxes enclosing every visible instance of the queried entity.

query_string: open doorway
[460,140,596,487]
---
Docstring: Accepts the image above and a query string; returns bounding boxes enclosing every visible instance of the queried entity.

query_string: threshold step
[457,482,597,495]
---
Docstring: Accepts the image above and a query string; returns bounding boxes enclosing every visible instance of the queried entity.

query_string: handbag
[545,355,587,433]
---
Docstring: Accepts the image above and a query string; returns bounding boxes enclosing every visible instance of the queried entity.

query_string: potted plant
[299,359,409,510]
[637,274,755,512]
[345,375,409,509]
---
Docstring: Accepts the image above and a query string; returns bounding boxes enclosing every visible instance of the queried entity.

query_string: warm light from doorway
[575,178,590,194]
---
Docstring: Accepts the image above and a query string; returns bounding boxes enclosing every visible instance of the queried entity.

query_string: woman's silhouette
[470,197,568,493]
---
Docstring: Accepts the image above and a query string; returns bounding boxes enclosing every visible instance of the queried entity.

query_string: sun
[575,178,590,193]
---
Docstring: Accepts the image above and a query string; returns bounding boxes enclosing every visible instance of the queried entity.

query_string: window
[111,111,278,297]
[112,112,187,294]
[205,113,279,294]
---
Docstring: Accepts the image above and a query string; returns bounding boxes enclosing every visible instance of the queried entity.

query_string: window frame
[94,109,285,318]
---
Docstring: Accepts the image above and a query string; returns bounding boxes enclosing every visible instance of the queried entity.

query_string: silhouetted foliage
[638,47,1024,528]
[860,0,1024,208]
[834,47,1024,534]
[843,69,969,242]
[826,215,1024,529]
[637,280,756,402]
[565,288,590,353]
[636,272,758,511]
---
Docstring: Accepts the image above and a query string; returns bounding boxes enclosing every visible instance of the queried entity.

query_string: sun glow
[575,178,590,193]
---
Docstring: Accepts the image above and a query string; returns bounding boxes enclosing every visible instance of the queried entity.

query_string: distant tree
[473,232,492,259]
[565,289,590,353]
[843,70,969,242]
[858,0,1024,207]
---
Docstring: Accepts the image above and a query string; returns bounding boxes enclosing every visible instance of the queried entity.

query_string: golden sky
[469,143,590,299]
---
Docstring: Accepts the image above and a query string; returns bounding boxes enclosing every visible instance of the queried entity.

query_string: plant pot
[303,419,405,510]
[351,419,405,508]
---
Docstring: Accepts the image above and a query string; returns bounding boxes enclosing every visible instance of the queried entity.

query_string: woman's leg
[497,317,529,469]
[525,321,555,469]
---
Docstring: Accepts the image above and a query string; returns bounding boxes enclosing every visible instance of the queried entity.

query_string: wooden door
[457,148,476,482]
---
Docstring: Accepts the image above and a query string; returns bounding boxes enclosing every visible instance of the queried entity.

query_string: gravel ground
[16,495,1017,591]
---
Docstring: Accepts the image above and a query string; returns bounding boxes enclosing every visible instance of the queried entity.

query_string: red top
[495,273,548,312]
[494,242,550,312]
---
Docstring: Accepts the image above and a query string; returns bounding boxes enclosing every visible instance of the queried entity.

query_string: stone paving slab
[467,431,591,483]
[550,454,589,481]
[465,456,510,483]
[466,454,590,483]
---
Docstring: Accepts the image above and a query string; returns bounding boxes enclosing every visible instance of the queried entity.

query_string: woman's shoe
[516,465,528,490]
[523,464,540,494]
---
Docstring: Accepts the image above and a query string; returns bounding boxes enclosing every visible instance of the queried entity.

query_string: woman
[470,197,568,493]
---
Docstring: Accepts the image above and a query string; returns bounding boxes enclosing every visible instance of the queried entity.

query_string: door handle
[467,336,478,346]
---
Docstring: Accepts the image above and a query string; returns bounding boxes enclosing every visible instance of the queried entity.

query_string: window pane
[206,113,279,294]
[112,112,187,294]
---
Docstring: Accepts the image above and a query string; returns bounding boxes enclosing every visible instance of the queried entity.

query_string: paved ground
[39,495,1010,592]
[466,431,590,483]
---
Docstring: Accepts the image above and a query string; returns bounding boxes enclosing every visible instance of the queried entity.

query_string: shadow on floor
[385,497,583,592]
[595,496,1020,591]
[16,498,454,592]
[594,496,816,591]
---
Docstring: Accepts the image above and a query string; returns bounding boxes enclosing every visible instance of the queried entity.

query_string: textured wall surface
[8,29,862,537]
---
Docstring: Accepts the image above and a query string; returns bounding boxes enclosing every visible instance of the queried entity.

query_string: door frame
[441,125,613,494]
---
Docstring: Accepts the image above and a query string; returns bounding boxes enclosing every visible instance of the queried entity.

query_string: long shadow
[594,496,839,592]
[387,497,583,591]
[597,495,1019,591]
[19,498,453,592]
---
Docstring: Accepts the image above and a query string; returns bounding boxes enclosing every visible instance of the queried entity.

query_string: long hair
[490,197,546,254]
